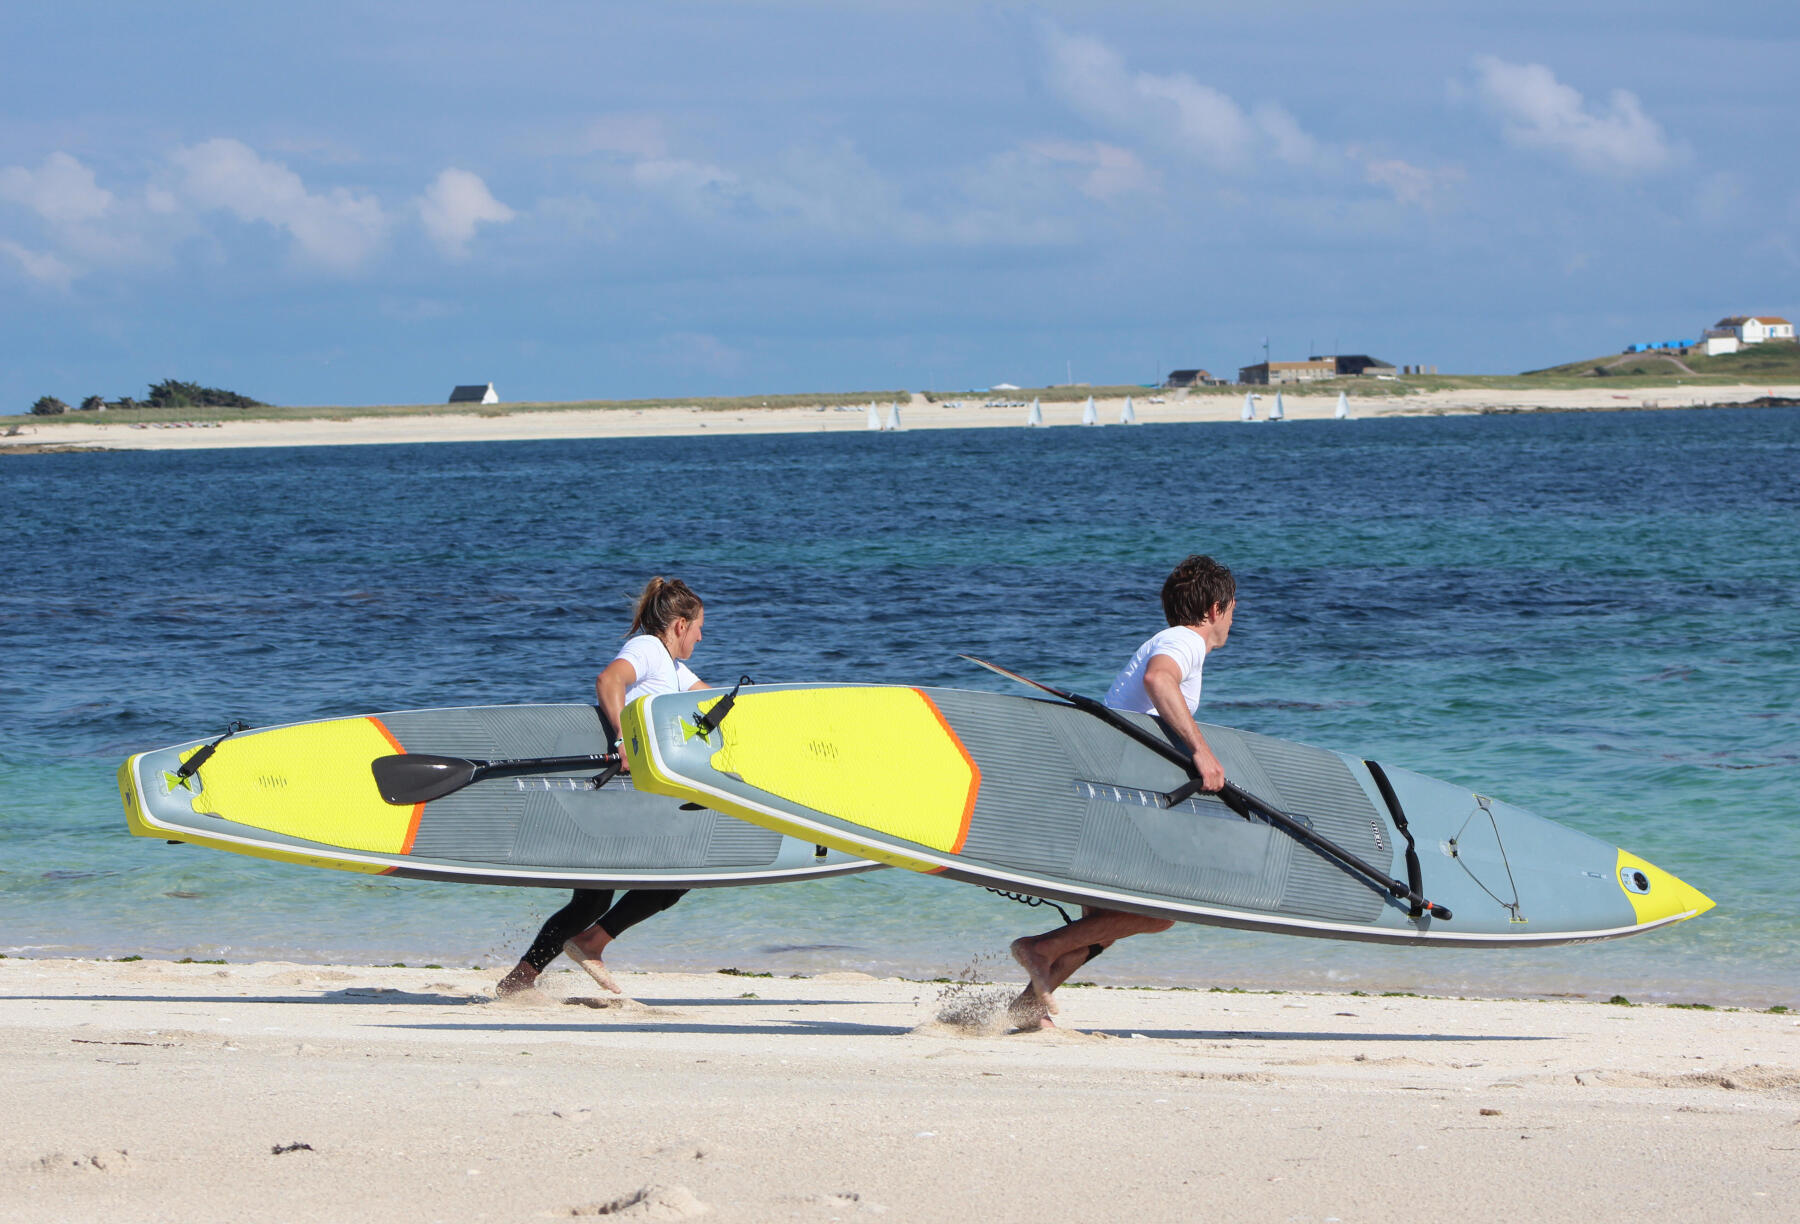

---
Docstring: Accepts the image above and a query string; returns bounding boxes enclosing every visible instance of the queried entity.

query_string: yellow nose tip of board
[1616,849,1715,927]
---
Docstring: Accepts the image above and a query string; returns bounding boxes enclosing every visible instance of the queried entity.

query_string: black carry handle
[372,752,620,806]
[956,654,1451,922]
[692,674,755,738]
[174,720,250,780]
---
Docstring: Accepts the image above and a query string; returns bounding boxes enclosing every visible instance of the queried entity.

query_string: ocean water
[2,407,1795,1006]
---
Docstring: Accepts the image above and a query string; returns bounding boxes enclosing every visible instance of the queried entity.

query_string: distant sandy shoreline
[5,383,1797,453]
[2,956,1794,1220]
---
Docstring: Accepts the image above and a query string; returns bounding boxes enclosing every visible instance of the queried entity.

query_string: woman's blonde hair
[628,576,704,638]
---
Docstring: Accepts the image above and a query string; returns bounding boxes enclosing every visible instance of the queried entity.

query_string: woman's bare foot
[562,938,623,995]
[1009,936,1059,1015]
[495,961,539,997]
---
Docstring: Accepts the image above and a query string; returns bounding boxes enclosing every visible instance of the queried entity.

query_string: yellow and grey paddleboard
[121,704,878,888]
[624,683,1713,946]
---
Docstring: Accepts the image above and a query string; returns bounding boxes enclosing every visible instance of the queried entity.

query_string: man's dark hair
[1161,555,1235,626]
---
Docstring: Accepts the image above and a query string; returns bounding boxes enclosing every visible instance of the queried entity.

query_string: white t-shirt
[615,634,699,704]
[1104,625,1208,715]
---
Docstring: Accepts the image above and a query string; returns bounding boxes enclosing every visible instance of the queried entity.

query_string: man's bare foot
[495,961,539,997]
[562,939,623,995]
[1009,936,1059,1015]
[1006,987,1057,1031]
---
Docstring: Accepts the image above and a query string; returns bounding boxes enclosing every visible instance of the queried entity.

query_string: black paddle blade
[372,754,481,805]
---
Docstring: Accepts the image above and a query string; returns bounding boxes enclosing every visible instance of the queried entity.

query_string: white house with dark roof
[448,383,500,404]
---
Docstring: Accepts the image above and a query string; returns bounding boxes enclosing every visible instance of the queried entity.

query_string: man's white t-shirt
[1104,625,1208,715]
[615,634,699,703]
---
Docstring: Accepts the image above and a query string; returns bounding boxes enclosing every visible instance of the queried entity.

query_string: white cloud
[0,152,114,225]
[170,138,388,270]
[417,168,516,257]
[1472,56,1676,175]
[1042,28,1317,171]
[582,115,670,161]
[1024,140,1157,201]
[1356,152,1465,211]
[630,157,738,199]
[0,239,75,289]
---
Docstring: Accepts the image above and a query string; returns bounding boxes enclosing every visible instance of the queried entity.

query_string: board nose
[1616,849,1715,927]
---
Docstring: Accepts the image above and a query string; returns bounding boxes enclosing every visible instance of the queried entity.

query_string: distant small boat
[1026,398,1043,427]
[1271,391,1285,421]
[884,402,902,431]
[867,405,881,430]
[1241,393,1258,421]
[1081,395,1098,426]
[1335,391,1351,420]
[1120,396,1137,424]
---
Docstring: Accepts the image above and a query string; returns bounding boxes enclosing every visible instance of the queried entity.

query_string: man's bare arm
[1142,655,1225,790]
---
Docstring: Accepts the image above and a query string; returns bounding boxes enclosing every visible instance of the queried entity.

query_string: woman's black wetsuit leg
[520,889,615,971]
[597,889,689,939]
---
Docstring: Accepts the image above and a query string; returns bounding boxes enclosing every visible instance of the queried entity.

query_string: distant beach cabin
[1313,354,1397,377]
[1238,359,1335,386]
[448,383,500,405]
[1164,369,1213,388]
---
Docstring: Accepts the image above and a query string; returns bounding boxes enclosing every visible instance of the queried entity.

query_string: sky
[3,1,1797,408]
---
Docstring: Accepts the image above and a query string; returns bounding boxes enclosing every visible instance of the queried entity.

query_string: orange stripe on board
[368,716,406,754]
[914,689,981,855]
[398,802,425,855]
[367,717,425,855]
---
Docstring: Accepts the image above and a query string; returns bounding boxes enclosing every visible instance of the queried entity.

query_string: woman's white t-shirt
[1104,625,1208,715]
[615,634,699,703]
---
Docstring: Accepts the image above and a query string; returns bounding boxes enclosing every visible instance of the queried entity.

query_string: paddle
[957,654,1452,921]
[372,752,620,806]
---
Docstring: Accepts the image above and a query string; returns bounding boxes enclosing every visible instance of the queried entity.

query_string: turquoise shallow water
[2,407,1795,1005]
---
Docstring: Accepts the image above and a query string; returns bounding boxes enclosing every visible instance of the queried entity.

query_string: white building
[448,383,500,404]
[1712,316,1795,345]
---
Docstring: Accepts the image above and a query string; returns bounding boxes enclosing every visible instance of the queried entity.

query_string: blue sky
[3,1,1796,408]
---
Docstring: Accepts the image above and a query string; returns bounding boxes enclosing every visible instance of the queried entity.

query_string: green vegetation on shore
[1527,339,1800,380]
[12,388,909,426]
[12,343,1800,429]
[29,379,266,417]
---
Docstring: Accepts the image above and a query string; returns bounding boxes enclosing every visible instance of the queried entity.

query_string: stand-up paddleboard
[119,704,878,888]
[621,678,1713,947]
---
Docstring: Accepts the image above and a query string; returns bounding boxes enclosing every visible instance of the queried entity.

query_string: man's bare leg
[495,959,540,997]
[1011,909,1175,1024]
[563,927,623,995]
[1007,945,1091,1028]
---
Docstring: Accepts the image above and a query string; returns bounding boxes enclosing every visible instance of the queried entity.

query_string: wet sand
[3,957,1795,1221]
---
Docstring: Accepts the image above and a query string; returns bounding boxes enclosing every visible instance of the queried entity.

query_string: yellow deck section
[708,687,981,853]
[180,717,423,855]
[640,694,972,856]
[1616,848,1715,927]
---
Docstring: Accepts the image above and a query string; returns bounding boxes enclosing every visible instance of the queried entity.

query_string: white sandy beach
[3,956,1795,1222]
[4,384,1797,453]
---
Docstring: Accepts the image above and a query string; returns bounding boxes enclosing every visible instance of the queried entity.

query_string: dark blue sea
[3,407,1795,1005]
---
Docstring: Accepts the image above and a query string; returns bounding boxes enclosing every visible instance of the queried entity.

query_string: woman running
[496,576,709,997]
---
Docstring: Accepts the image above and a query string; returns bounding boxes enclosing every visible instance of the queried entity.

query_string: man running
[1009,554,1236,1027]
